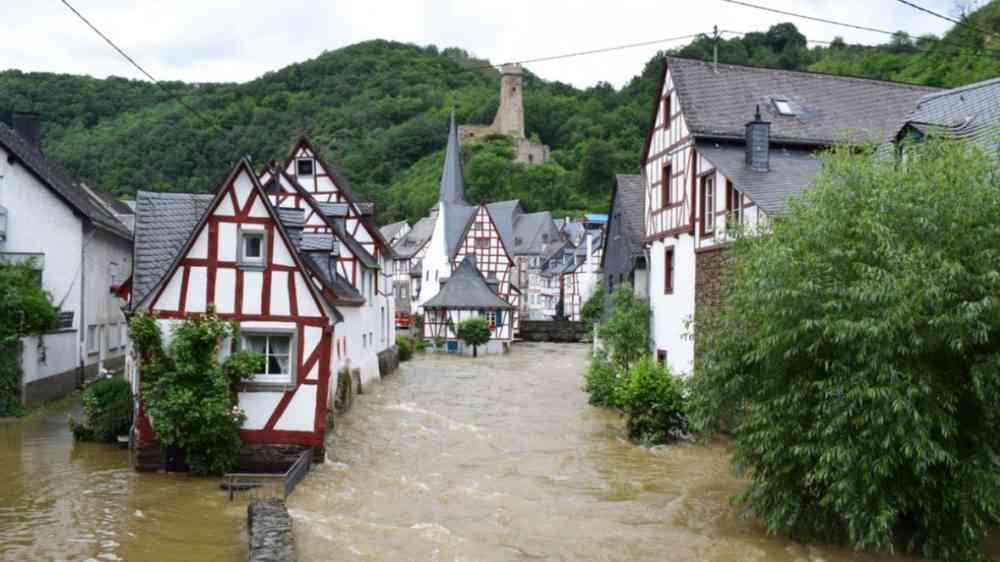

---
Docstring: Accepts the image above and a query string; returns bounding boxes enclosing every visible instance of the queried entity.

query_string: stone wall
[519,320,587,342]
[694,247,728,314]
[248,499,296,562]
[377,346,400,377]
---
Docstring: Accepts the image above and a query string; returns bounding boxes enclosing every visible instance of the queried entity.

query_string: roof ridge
[916,75,1000,105]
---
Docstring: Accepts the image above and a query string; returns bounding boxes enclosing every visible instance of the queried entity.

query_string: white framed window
[241,332,294,385]
[87,325,99,354]
[296,158,314,177]
[702,176,716,235]
[239,227,266,267]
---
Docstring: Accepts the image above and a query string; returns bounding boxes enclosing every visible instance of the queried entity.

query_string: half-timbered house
[423,256,514,354]
[391,215,435,317]
[258,138,395,387]
[128,159,343,456]
[639,57,937,373]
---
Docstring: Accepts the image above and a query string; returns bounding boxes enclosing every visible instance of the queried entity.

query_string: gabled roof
[393,215,435,258]
[695,140,822,215]
[895,75,1000,149]
[439,112,468,205]
[0,123,132,240]
[132,191,214,307]
[601,174,645,270]
[512,210,558,255]
[443,202,478,258]
[423,256,513,310]
[92,189,134,215]
[379,220,409,242]
[485,199,522,250]
[282,137,392,253]
[641,57,940,162]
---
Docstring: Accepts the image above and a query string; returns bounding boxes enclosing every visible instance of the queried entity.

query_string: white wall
[19,330,77,384]
[649,236,696,375]
[82,228,131,369]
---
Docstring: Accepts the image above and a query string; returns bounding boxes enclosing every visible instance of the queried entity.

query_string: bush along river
[4,342,1000,561]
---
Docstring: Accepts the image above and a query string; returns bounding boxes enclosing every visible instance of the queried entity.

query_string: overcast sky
[0,1,961,89]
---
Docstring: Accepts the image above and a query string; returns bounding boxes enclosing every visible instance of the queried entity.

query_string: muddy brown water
[2,342,997,561]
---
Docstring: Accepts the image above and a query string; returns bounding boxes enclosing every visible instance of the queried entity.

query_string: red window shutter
[662,163,672,208]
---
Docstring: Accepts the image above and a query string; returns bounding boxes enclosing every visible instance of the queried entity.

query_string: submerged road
[288,341,919,562]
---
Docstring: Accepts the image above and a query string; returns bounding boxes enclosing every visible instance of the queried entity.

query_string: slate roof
[444,203,477,258]
[393,215,435,258]
[356,202,375,216]
[0,122,132,240]
[695,140,822,215]
[379,220,409,243]
[93,190,135,215]
[512,210,559,255]
[439,112,467,205]
[299,252,364,305]
[659,57,939,150]
[896,75,1000,150]
[298,233,340,253]
[277,208,304,229]
[317,202,349,218]
[132,191,214,306]
[423,256,513,310]
[485,199,521,250]
[332,219,380,269]
[607,174,644,260]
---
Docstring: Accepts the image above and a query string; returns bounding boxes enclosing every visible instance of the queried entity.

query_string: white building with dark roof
[0,113,133,406]
[636,57,940,374]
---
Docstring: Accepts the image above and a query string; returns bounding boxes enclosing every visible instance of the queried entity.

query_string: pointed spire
[439,110,467,205]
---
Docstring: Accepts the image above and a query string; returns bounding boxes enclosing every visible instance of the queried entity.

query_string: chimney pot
[745,105,770,172]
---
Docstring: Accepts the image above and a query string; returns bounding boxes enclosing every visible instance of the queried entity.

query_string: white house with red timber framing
[127,159,345,451]
[638,57,937,374]
[258,137,396,387]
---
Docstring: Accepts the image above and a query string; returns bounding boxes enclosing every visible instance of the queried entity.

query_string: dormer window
[772,98,795,116]
[239,227,267,267]
[297,158,314,177]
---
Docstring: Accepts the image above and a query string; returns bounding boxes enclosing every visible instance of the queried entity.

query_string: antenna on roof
[713,25,719,74]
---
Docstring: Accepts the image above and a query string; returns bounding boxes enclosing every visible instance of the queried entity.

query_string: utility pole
[713,25,720,74]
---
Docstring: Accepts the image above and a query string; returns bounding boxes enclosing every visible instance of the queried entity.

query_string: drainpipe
[78,222,88,388]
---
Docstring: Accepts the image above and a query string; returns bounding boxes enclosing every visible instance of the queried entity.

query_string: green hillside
[2,2,999,224]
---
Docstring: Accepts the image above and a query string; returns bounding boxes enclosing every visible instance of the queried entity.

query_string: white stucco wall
[82,228,132,369]
[649,236,696,375]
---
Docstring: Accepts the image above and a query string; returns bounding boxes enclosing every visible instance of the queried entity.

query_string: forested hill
[2,1,999,224]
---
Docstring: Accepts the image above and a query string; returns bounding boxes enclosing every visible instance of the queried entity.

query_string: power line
[503,33,705,67]
[894,0,1000,41]
[59,0,224,131]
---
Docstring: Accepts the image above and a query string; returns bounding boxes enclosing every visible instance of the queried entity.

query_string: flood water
[2,343,996,561]
[290,342,941,562]
[0,401,245,561]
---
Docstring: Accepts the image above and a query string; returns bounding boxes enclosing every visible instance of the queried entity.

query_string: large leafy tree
[690,138,1000,561]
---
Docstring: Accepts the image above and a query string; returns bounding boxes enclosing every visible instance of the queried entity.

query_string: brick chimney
[745,105,770,172]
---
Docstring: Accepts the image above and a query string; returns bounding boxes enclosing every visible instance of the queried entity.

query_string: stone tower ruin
[458,63,549,164]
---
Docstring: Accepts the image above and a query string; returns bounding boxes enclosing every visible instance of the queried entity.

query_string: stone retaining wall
[248,499,296,562]
[518,320,587,342]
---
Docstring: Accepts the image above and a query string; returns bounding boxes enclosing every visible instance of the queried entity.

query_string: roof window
[772,98,795,116]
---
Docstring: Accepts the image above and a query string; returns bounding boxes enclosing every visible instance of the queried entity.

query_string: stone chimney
[745,105,770,172]
[491,64,525,138]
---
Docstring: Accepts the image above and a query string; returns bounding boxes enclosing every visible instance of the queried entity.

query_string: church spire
[439,110,467,205]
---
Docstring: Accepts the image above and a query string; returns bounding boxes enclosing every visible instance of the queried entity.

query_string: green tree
[690,137,1000,561]
[456,316,491,357]
[580,280,605,327]
[0,261,58,415]
[597,285,650,374]
[614,355,687,444]
[130,310,263,475]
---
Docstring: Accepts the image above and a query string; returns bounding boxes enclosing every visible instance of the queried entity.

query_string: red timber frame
[452,204,521,331]
[423,307,513,343]
[561,268,583,321]
[139,160,333,448]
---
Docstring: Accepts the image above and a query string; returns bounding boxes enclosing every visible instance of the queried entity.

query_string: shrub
[130,310,263,475]
[580,280,605,326]
[413,338,428,353]
[583,354,620,408]
[456,316,491,357]
[0,261,58,416]
[70,377,133,442]
[396,335,413,361]
[596,285,650,373]
[615,355,687,444]
[690,138,1000,560]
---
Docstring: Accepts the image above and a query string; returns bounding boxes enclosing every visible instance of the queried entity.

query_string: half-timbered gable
[452,203,520,329]
[390,215,435,316]
[423,256,514,355]
[130,159,339,451]
[637,56,939,375]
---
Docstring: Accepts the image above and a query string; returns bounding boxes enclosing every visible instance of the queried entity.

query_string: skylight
[773,98,795,116]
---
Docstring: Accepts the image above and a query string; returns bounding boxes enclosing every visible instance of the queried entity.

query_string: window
[296,158,314,177]
[663,94,672,128]
[772,98,794,116]
[727,181,743,226]
[664,247,674,294]
[487,270,497,281]
[495,310,504,328]
[87,325,98,354]
[242,333,293,384]
[657,349,667,366]
[239,229,266,267]
[702,175,716,235]
[475,237,490,250]
[57,311,74,330]
[661,163,672,208]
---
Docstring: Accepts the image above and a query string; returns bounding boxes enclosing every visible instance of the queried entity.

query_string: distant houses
[0,113,133,407]
[602,56,944,374]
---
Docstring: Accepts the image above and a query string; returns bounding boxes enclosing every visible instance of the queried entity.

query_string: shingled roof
[0,123,132,240]
[379,220,409,243]
[601,174,644,271]
[393,215,435,258]
[423,256,513,310]
[896,75,1000,150]
[644,57,939,160]
[132,191,214,306]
